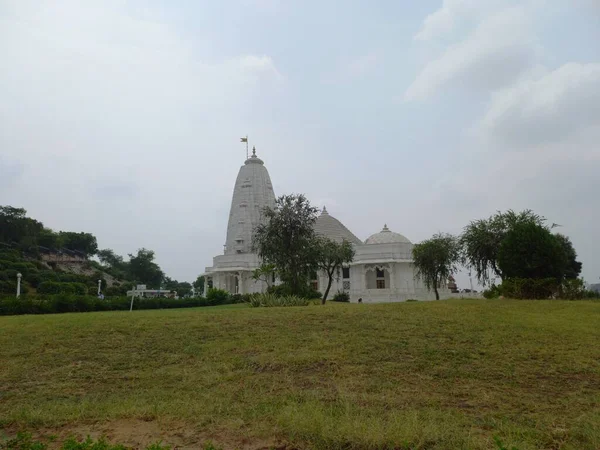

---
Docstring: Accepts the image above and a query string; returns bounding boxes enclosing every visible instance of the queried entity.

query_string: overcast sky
[1,0,599,286]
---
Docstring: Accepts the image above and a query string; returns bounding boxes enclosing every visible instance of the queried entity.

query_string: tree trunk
[322,273,333,305]
[434,282,439,300]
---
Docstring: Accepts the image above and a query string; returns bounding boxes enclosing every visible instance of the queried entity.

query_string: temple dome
[365,224,412,245]
[314,207,362,245]
[224,147,275,255]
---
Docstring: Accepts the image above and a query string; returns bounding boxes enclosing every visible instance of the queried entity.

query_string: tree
[97,249,125,268]
[413,233,462,300]
[554,234,582,279]
[497,222,567,280]
[128,248,164,288]
[461,210,545,285]
[314,238,355,304]
[176,281,192,298]
[59,231,98,256]
[0,206,44,247]
[37,228,61,249]
[193,275,205,296]
[253,194,319,296]
[252,264,277,288]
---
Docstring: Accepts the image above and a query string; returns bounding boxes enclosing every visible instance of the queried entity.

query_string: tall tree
[461,210,545,285]
[128,248,164,288]
[253,194,319,296]
[498,222,567,280]
[37,228,61,249]
[0,206,44,247]
[554,234,582,279]
[59,231,98,256]
[413,233,462,300]
[97,249,125,268]
[315,238,355,304]
[193,275,205,296]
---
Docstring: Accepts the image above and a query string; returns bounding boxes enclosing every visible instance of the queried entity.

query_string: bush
[332,291,350,302]
[249,293,309,307]
[485,278,594,300]
[206,288,230,306]
[38,281,88,296]
[0,294,221,315]
[230,293,251,304]
[267,283,322,299]
[483,284,501,299]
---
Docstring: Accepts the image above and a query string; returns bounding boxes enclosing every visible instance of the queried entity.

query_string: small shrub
[483,284,501,299]
[249,293,309,307]
[206,288,230,306]
[229,293,251,304]
[267,283,322,299]
[332,291,350,302]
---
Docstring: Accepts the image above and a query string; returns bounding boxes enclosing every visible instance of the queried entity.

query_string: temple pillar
[204,277,209,296]
[239,273,245,295]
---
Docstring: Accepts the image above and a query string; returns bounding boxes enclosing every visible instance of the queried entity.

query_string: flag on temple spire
[240,137,248,143]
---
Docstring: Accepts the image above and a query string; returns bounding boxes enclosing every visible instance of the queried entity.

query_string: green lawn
[1,300,599,449]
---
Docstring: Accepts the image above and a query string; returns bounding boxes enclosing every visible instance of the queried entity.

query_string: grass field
[1,299,599,449]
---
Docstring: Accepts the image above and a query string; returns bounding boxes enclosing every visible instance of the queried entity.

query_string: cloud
[413,0,513,41]
[406,6,538,101]
[478,63,600,147]
[0,0,283,280]
[0,157,24,192]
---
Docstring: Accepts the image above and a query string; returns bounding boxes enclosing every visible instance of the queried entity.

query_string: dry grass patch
[1,300,599,449]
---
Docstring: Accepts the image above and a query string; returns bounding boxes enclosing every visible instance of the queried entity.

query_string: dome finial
[322,206,328,215]
[252,146,256,157]
[382,224,390,232]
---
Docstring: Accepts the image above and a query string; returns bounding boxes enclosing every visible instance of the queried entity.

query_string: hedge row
[0,293,238,316]
[483,278,600,300]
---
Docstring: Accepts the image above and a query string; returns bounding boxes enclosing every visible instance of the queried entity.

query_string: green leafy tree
[37,228,61,249]
[314,238,355,304]
[253,194,319,296]
[175,281,192,298]
[461,210,545,285]
[413,233,462,300]
[128,248,164,288]
[97,249,125,268]
[554,234,582,279]
[497,222,567,280]
[0,206,44,247]
[252,263,277,288]
[58,231,98,256]
[193,275,205,296]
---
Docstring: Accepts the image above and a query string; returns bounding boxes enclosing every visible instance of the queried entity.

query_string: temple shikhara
[203,147,450,302]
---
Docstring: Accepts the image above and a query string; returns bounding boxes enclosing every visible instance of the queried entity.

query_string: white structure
[313,212,447,302]
[203,147,276,295]
[203,150,450,302]
[16,272,22,298]
[126,284,174,298]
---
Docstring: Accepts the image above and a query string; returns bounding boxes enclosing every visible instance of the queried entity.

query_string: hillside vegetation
[0,206,195,298]
[1,300,599,449]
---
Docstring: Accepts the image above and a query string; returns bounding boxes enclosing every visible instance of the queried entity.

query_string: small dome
[365,224,412,245]
[314,207,362,245]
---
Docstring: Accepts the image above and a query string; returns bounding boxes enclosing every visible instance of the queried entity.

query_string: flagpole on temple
[241,135,249,159]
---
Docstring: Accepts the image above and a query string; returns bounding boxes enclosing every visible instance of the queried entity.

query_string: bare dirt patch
[6,420,290,450]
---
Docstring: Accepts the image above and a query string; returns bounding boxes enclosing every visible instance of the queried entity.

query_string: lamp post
[16,273,22,298]
[97,279,102,296]
[130,284,136,312]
